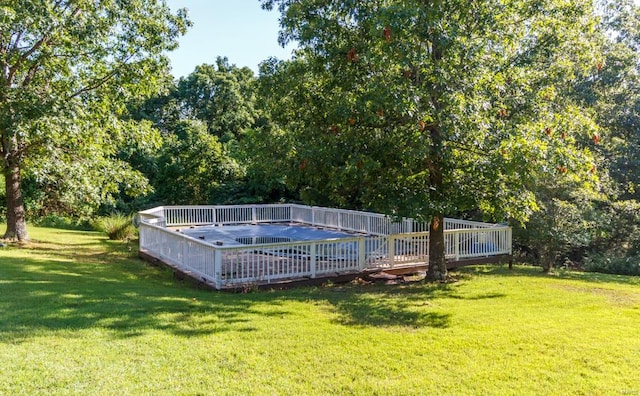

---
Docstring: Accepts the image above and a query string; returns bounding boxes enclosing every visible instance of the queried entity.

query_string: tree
[153,120,242,205]
[512,174,602,272]
[572,0,640,201]
[176,58,258,143]
[0,0,189,240]
[261,0,602,280]
[509,1,640,274]
[22,118,162,220]
[128,58,259,205]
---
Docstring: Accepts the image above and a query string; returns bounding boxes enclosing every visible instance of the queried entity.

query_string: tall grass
[92,213,136,240]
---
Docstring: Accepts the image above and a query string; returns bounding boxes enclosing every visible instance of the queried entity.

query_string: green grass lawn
[1,226,639,395]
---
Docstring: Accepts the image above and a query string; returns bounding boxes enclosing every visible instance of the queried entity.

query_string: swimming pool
[179,223,361,246]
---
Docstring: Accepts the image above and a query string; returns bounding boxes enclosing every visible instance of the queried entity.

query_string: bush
[583,254,640,276]
[33,214,92,230]
[93,214,136,241]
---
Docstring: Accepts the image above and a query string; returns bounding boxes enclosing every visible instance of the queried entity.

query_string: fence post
[182,237,187,267]
[358,237,366,271]
[252,206,257,224]
[214,249,222,289]
[388,235,395,268]
[454,231,460,261]
[507,227,513,269]
[139,224,146,250]
[310,242,317,278]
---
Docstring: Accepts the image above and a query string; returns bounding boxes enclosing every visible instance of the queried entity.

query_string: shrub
[34,214,92,230]
[93,214,136,241]
[583,254,640,276]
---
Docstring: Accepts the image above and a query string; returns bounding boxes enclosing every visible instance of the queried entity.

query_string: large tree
[573,0,640,200]
[261,0,602,280]
[153,119,242,205]
[175,57,258,143]
[0,0,189,240]
[510,0,640,272]
[129,58,263,205]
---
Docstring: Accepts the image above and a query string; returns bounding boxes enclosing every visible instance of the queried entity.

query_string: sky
[164,0,295,78]
[165,0,640,78]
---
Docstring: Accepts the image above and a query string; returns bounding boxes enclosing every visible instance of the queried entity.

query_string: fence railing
[138,204,512,289]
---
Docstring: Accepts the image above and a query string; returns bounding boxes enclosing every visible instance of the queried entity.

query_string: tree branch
[66,53,137,100]
[8,34,51,84]
[447,139,493,158]
[21,62,41,87]
[8,5,81,86]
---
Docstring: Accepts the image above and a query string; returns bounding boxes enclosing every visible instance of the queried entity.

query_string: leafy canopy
[260,0,602,223]
[0,0,189,234]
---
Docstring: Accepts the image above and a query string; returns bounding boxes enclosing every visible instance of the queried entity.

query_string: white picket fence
[138,204,512,289]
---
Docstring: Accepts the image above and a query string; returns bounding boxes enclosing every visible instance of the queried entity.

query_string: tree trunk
[4,156,29,241]
[425,123,448,282]
[426,213,447,281]
[540,250,553,273]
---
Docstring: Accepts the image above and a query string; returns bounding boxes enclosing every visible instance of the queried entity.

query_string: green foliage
[515,193,640,273]
[176,58,258,143]
[512,0,640,272]
[584,254,640,276]
[92,214,136,241]
[591,200,640,256]
[0,0,190,239]
[260,0,601,219]
[152,120,242,205]
[32,214,92,231]
[260,0,603,279]
[128,56,299,206]
[513,181,601,272]
[572,0,640,201]
[235,125,296,203]
[22,118,161,220]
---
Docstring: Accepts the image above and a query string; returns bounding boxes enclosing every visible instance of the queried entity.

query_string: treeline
[2,0,639,275]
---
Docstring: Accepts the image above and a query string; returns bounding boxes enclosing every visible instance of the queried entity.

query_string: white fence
[138,204,511,289]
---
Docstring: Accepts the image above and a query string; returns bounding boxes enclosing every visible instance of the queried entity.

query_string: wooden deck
[378,254,514,276]
[140,249,513,291]
[138,204,512,290]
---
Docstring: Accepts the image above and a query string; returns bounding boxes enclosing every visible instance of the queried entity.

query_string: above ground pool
[179,223,360,246]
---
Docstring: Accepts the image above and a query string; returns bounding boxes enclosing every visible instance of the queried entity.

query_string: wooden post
[310,243,317,278]
[388,235,395,269]
[358,237,366,271]
[214,249,222,289]
[454,231,460,261]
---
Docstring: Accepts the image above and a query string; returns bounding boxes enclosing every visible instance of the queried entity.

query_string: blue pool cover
[179,223,360,246]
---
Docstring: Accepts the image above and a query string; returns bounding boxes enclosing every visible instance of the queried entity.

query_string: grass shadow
[0,232,282,342]
[2,229,539,342]
[282,282,459,329]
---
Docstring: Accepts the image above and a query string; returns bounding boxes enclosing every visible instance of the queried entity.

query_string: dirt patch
[554,284,640,307]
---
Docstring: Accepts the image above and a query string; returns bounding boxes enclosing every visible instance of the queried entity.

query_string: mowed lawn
[1,227,639,395]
